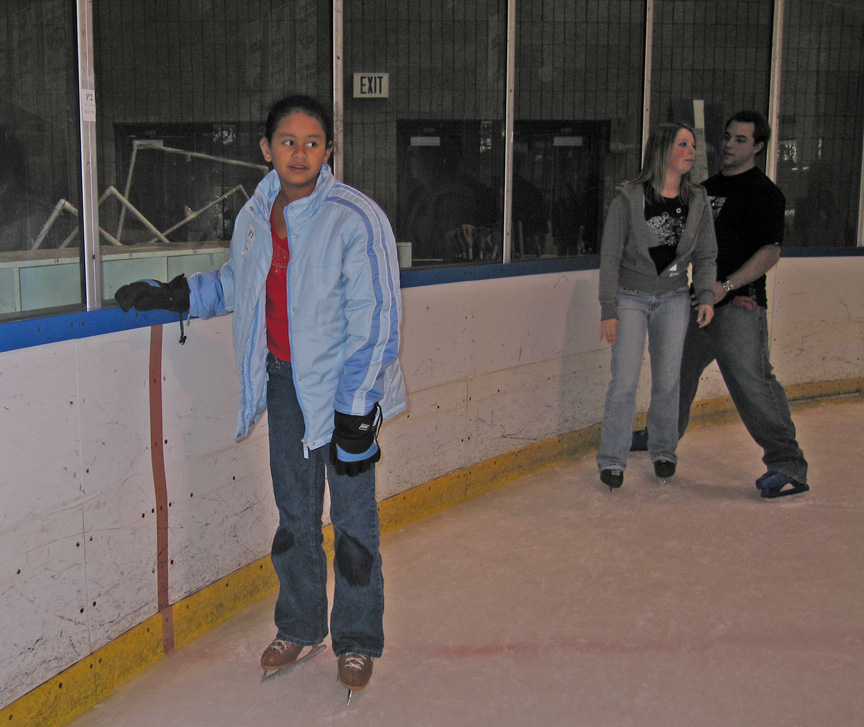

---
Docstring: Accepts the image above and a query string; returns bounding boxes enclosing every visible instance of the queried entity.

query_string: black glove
[329,403,382,477]
[114,274,190,313]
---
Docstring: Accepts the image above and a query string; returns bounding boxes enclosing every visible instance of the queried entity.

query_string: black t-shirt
[644,193,688,275]
[702,167,785,308]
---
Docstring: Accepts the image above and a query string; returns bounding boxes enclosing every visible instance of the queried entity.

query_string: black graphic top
[703,167,785,308]
[644,191,688,275]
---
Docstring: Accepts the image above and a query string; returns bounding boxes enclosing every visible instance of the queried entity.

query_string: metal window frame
[332,0,344,182]
[642,0,654,161]
[77,0,101,310]
[502,0,516,264]
[767,0,862,245]
[766,0,784,181]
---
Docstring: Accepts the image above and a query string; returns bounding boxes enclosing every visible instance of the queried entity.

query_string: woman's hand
[696,304,713,328]
[600,318,618,344]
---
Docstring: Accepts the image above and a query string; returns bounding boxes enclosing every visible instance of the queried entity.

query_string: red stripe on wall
[149,324,175,654]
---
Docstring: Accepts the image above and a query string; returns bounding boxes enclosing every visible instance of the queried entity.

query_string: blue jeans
[266,354,384,658]
[678,303,808,483]
[597,287,690,471]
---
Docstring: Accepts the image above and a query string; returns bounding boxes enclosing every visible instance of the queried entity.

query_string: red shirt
[265,208,291,361]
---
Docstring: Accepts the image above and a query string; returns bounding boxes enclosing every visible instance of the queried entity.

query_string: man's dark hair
[726,110,771,154]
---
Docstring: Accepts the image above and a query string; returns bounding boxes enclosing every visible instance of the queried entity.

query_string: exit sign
[353,73,389,98]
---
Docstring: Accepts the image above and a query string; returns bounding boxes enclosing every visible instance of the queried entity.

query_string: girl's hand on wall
[600,318,618,344]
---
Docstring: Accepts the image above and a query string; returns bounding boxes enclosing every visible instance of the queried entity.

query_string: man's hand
[731,296,757,312]
[696,244,781,309]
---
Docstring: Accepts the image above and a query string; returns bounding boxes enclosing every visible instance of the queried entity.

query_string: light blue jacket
[187,165,407,449]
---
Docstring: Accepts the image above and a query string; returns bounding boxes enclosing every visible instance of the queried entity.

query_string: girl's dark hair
[264,95,334,147]
[631,122,700,205]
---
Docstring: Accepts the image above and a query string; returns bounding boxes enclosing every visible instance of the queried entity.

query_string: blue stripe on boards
[4,247,859,354]
[0,307,177,353]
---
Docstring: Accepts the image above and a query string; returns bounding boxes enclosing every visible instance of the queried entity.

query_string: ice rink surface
[69,397,864,727]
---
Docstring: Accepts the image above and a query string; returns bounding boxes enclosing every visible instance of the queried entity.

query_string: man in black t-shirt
[676,111,809,498]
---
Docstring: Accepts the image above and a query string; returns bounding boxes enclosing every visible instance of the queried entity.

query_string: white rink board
[768,257,864,386]
[0,341,83,526]
[0,257,863,709]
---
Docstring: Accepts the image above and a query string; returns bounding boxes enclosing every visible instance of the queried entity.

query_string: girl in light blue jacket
[116,95,406,697]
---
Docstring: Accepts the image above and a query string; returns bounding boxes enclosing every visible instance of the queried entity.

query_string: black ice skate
[653,459,676,483]
[756,470,810,499]
[631,428,649,451]
[600,468,624,492]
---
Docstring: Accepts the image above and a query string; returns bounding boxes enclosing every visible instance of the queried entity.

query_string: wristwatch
[721,280,735,294]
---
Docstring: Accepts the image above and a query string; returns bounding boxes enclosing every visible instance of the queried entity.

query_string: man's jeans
[266,354,384,658]
[678,302,808,483]
[597,287,690,471]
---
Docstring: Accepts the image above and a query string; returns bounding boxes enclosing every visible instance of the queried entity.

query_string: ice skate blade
[343,685,368,705]
[261,644,327,681]
[339,679,368,705]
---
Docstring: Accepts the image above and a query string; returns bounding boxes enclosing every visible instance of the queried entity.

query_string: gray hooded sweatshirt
[598,182,717,321]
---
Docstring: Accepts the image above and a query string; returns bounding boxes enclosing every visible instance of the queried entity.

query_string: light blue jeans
[597,287,691,471]
[266,353,384,659]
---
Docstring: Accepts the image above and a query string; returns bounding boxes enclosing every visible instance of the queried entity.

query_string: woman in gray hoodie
[596,123,717,490]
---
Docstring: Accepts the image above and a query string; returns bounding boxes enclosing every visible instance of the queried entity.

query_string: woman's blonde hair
[632,122,699,205]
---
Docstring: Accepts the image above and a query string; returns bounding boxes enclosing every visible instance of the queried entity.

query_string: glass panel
[776,0,864,247]
[514,0,646,260]
[0,0,83,317]
[396,120,501,265]
[92,0,332,300]
[344,0,508,269]
[513,121,608,257]
[651,0,773,182]
[99,122,268,296]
